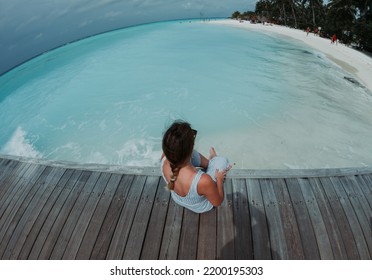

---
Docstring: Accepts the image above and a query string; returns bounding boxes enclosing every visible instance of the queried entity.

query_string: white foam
[116,138,161,167]
[45,142,81,159]
[1,126,43,158]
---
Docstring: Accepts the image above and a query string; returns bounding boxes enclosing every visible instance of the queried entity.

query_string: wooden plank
[362,174,372,193]
[232,178,253,259]
[308,178,348,259]
[123,176,160,260]
[363,173,372,240]
[4,161,30,180]
[29,169,82,260]
[0,162,28,221]
[105,175,146,259]
[341,177,372,257]
[245,178,271,259]
[319,177,360,259]
[0,159,5,177]
[354,175,372,209]
[0,160,23,195]
[331,176,371,259]
[197,208,217,260]
[229,167,372,179]
[64,172,117,260]
[46,171,99,259]
[2,166,66,259]
[177,208,199,260]
[297,178,334,259]
[43,170,95,259]
[1,158,9,165]
[0,158,19,175]
[359,175,372,207]
[216,178,235,260]
[285,178,320,259]
[90,175,135,260]
[0,165,52,258]
[271,178,304,259]
[0,159,12,180]
[36,169,86,259]
[352,176,372,212]
[341,176,372,255]
[140,177,171,260]
[0,161,30,196]
[17,168,73,259]
[0,163,34,221]
[0,158,6,181]
[0,164,46,254]
[260,179,289,259]
[158,197,184,260]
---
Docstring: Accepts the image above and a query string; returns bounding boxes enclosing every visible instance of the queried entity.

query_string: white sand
[210,19,372,91]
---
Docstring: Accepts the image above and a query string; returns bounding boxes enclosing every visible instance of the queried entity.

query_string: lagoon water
[1,20,372,169]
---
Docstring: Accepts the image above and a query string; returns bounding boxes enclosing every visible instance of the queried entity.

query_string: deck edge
[2,154,372,178]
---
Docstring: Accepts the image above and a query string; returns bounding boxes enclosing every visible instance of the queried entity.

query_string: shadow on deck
[0,156,371,260]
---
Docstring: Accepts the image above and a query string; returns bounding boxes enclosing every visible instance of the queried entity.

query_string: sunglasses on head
[192,129,197,137]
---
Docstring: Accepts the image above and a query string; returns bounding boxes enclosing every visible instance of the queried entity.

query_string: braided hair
[162,120,196,191]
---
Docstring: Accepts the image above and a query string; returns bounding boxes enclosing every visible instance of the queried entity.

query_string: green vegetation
[231,0,372,51]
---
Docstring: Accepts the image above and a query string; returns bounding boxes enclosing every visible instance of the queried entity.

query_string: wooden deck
[0,156,371,260]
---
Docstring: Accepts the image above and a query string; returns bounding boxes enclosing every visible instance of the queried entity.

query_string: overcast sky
[0,0,256,74]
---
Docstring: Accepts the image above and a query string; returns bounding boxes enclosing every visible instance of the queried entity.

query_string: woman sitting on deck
[161,120,232,213]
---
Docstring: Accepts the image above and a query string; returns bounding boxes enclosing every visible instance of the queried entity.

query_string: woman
[161,120,232,213]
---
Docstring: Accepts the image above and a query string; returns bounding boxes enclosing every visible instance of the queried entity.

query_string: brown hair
[162,120,195,190]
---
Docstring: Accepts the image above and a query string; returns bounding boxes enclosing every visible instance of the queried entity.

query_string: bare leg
[209,147,217,159]
[199,153,209,169]
[197,147,218,169]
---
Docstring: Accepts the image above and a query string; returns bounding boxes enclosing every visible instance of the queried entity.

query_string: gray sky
[0,0,256,75]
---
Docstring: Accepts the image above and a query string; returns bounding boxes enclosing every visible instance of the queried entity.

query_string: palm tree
[251,0,371,48]
[327,0,356,24]
[353,0,372,49]
[323,0,358,44]
[290,0,298,27]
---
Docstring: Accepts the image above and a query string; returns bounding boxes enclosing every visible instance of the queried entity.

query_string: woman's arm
[197,169,227,207]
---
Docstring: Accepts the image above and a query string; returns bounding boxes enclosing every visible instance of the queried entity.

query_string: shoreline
[210,19,372,92]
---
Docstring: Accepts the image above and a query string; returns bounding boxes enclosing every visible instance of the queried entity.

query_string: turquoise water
[1,20,372,168]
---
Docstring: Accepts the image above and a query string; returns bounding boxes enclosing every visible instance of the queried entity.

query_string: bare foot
[209,147,217,159]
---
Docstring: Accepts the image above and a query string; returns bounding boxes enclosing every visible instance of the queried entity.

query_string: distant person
[306,27,310,36]
[161,120,232,213]
[314,27,318,35]
[331,34,337,45]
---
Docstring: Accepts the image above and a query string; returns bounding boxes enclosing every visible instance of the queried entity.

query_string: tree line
[231,0,372,51]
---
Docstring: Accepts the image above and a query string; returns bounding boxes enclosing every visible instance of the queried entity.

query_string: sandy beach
[210,19,372,92]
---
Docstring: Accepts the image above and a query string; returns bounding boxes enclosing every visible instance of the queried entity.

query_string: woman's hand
[215,165,233,183]
[199,164,233,207]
